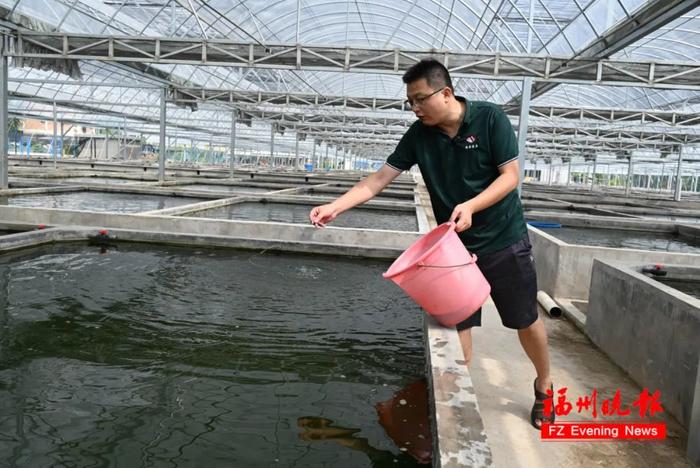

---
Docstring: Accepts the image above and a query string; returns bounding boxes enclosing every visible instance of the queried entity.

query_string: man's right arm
[309,165,403,226]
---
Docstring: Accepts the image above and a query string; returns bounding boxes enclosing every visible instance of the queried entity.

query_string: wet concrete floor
[469,300,694,468]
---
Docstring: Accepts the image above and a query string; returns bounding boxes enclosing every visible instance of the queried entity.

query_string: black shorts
[456,235,538,331]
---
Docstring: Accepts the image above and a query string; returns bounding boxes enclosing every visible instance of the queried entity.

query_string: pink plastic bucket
[383,222,491,327]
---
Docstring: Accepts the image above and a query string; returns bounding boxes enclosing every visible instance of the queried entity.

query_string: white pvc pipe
[537,290,562,318]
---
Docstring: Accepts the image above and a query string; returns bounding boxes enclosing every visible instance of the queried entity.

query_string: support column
[0,55,6,189]
[52,101,58,169]
[172,136,179,162]
[625,154,633,196]
[566,157,572,186]
[674,146,684,201]
[324,145,329,170]
[516,77,533,195]
[270,124,275,168]
[311,139,316,170]
[159,88,166,182]
[585,161,590,186]
[295,133,300,170]
[230,110,236,178]
[590,156,597,191]
[60,121,64,160]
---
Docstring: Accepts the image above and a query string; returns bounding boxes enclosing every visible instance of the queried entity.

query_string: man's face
[406,78,449,126]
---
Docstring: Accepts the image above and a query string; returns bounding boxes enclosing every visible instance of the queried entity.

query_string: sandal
[531,378,555,430]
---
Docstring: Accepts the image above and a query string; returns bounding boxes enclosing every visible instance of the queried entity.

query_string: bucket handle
[417,253,478,269]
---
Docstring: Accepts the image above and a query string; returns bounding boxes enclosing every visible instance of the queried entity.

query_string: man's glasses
[404,87,445,109]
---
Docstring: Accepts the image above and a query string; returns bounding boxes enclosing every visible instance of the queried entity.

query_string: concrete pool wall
[586,260,700,464]
[690,354,700,465]
[414,177,493,467]
[528,218,700,302]
[0,205,421,258]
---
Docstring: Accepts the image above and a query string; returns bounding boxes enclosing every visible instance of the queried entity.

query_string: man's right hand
[309,204,338,227]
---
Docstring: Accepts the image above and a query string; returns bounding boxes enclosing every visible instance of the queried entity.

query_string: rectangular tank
[533,225,700,254]
[0,191,206,213]
[185,202,418,231]
[0,242,425,467]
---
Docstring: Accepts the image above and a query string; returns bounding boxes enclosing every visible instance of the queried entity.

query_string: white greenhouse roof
[0,0,698,161]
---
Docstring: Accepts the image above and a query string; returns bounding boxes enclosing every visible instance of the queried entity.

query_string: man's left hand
[449,202,474,232]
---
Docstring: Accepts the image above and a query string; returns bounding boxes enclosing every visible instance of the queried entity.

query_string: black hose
[642,265,667,277]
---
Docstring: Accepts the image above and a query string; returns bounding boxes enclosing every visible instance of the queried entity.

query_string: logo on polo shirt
[461,134,479,150]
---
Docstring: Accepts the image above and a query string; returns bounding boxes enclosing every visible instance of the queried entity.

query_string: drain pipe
[537,291,562,318]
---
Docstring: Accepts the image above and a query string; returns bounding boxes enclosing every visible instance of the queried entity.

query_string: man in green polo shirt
[309,58,554,430]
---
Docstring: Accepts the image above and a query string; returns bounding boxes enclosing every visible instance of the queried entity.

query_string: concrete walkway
[469,299,694,468]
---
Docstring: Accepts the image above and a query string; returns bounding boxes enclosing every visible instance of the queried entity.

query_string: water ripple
[0,243,426,467]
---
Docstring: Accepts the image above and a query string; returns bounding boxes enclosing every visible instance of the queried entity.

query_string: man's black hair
[402,58,453,91]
